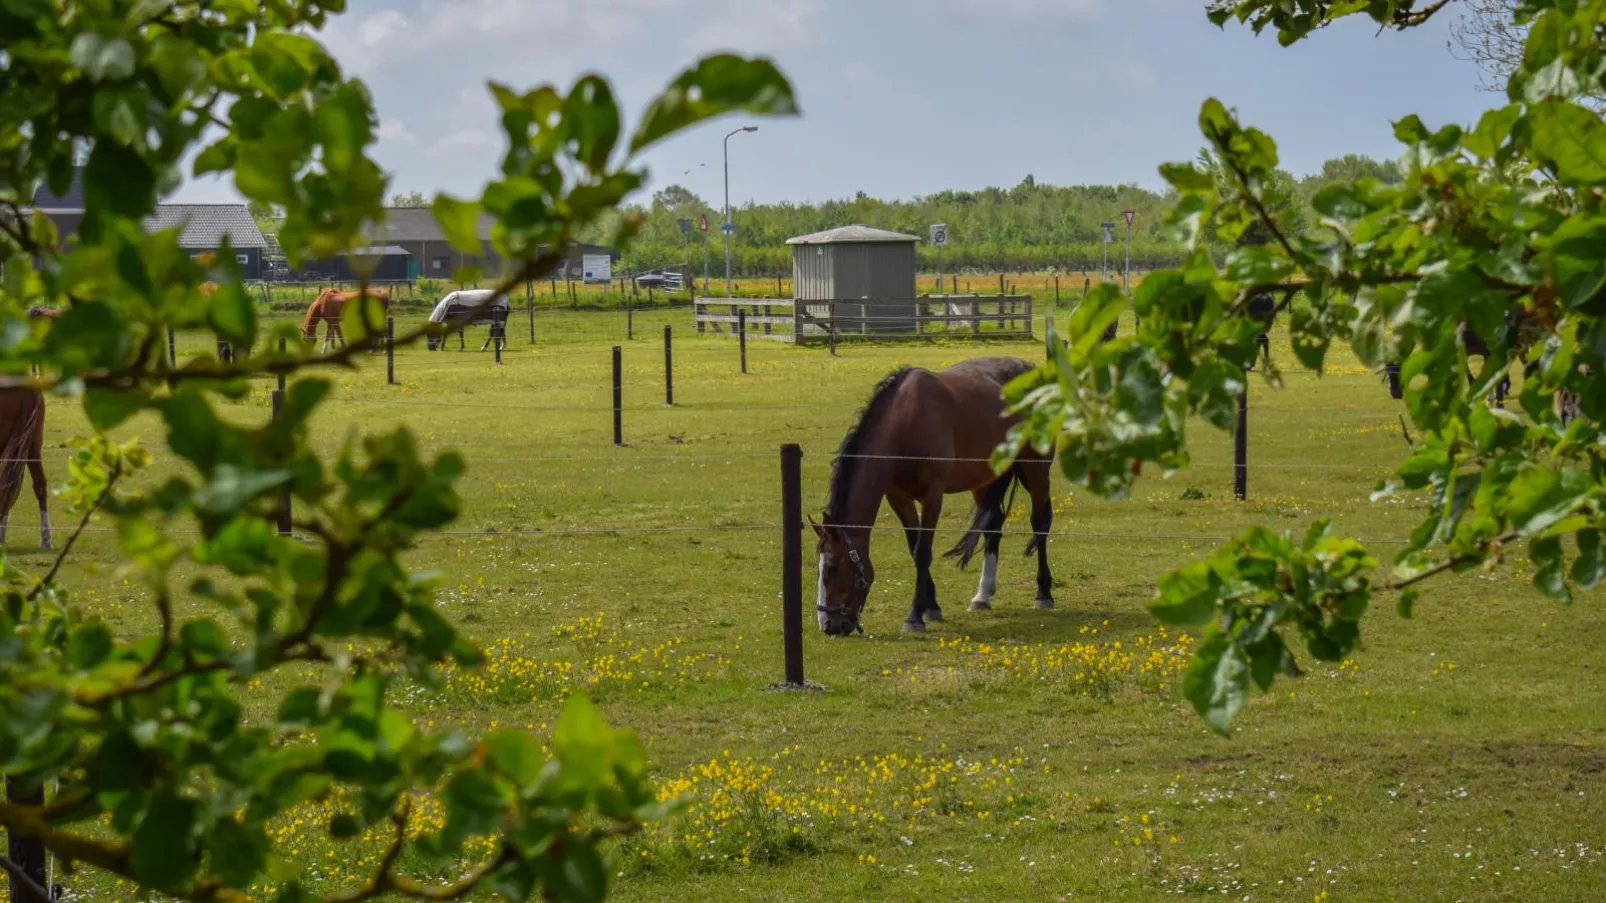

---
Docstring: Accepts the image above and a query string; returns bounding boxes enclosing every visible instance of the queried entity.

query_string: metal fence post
[664,325,673,407]
[385,316,395,386]
[1234,375,1249,501]
[738,308,748,374]
[612,345,623,446]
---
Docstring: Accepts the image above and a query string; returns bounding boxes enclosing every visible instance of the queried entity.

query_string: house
[359,207,618,281]
[23,168,267,278]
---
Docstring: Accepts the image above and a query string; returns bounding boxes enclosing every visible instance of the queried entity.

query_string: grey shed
[785,224,919,301]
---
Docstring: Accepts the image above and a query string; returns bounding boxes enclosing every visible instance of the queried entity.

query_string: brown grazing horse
[812,357,1056,636]
[1,308,57,549]
[302,288,391,353]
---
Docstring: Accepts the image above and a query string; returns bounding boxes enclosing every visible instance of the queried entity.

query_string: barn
[302,245,413,282]
[786,225,921,334]
[144,205,269,280]
[360,207,619,281]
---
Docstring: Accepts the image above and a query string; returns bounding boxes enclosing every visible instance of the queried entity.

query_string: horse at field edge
[0,307,59,549]
[812,356,1056,636]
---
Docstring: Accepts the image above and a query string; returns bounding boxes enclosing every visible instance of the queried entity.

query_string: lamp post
[724,125,757,298]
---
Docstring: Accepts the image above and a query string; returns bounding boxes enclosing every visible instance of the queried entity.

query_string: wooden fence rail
[693,295,1033,345]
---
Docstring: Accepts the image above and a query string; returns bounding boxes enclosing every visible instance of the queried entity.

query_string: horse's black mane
[824,366,914,524]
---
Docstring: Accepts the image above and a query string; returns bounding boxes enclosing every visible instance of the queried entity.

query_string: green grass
[8,307,1606,902]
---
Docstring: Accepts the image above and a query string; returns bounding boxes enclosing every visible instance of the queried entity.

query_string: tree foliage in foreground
[998,0,1606,733]
[0,1,793,900]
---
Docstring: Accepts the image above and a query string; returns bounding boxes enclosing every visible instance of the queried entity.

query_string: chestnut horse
[301,288,391,353]
[812,357,1056,636]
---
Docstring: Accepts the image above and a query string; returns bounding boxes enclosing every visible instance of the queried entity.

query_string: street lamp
[724,125,758,298]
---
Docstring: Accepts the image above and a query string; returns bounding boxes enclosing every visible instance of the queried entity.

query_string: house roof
[29,171,88,212]
[351,245,412,256]
[144,205,268,249]
[785,224,920,245]
[361,207,498,243]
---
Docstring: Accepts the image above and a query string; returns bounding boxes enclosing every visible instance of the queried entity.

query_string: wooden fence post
[527,280,535,344]
[780,443,804,686]
[271,390,292,535]
[5,777,49,902]
[612,345,623,446]
[738,309,748,375]
[1234,374,1249,501]
[664,325,673,407]
[385,316,395,386]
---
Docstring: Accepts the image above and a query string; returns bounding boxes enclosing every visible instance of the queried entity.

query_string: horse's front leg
[888,496,935,631]
[907,491,944,631]
[1025,461,1055,610]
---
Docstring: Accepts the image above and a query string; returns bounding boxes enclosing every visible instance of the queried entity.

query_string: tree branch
[1387,531,1521,592]
[27,461,123,602]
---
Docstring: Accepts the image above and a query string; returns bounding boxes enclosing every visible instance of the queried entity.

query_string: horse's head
[811,515,874,636]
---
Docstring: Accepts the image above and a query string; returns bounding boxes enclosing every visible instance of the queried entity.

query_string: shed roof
[785,224,920,245]
[144,204,268,249]
[351,245,412,256]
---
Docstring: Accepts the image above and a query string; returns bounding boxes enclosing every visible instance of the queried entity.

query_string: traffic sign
[929,223,948,248]
[1123,209,1136,227]
[698,214,709,233]
[1101,221,1116,244]
[677,218,693,237]
[722,222,735,235]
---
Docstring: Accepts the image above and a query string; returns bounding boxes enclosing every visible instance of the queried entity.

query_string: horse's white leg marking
[971,551,999,605]
[38,506,52,550]
[816,554,830,631]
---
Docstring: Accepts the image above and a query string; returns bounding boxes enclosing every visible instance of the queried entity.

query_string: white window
[236,253,249,264]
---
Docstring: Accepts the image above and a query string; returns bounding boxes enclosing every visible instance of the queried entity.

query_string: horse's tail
[0,391,42,522]
[943,463,1025,569]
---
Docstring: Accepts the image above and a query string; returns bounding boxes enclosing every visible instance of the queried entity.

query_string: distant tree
[390,190,429,207]
[247,200,283,234]
[651,184,703,211]
[1449,0,1604,108]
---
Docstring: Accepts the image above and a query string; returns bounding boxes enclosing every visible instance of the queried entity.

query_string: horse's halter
[818,527,873,634]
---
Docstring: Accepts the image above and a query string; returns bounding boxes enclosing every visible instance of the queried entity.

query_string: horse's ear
[808,515,827,540]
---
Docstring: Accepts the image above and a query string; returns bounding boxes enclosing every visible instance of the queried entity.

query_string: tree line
[573,153,1404,277]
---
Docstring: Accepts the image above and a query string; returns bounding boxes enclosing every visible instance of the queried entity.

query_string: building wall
[791,243,836,300]
[191,246,262,280]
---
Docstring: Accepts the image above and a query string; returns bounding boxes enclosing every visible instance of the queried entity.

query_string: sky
[172,0,1499,209]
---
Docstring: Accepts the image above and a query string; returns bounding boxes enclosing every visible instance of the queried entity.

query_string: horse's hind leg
[28,455,51,551]
[1024,460,1054,610]
[969,486,1005,611]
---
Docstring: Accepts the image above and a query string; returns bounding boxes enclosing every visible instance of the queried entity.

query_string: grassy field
[7,305,1605,902]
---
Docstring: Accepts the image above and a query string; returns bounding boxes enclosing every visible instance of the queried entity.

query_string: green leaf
[1527,100,1606,186]
[131,793,200,891]
[66,623,114,671]
[1463,104,1522,159]
[208,281,257,347]
[548,836,609,903]
[83,386,147,431]
[190,464,292,515]
[1150,561,1220,626]
[180,619,231,658]
[1181,627,1248,736]
[629,54,798,154]
[432,196,485,254]
[1245,631,1287,692]
[208,818,268,888]
[486,730,546,790]
[564,76,621,174]
[1530,536,1573,603]
[70,32,136,82]
[1545,213,1606,314]
[1502,467,1593,535]
[1574,530,1606,590]
[1395,588,1418,619]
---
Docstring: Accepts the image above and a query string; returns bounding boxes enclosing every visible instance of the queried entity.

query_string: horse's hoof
[923,608,944,623]
[901,620,927,633]
[1033,597,1056,611]
[968,600,992,612]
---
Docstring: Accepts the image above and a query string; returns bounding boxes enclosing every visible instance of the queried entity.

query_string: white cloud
[684,0,827,54]
[426,129,501,160]
[947,0,1101,18]
[376,118,417,145]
